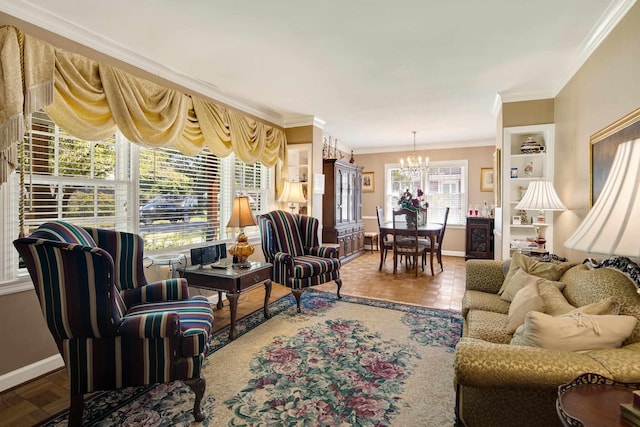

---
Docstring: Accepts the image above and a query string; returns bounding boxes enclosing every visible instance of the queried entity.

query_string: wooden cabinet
[322,159,364,262]
[465,216,494,260]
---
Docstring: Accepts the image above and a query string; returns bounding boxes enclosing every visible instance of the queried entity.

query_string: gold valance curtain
[0,26,287,186]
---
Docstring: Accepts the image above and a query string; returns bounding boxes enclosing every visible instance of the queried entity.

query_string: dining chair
[376,205,395,270]
[391,208,428,276]
[421,207,450,273]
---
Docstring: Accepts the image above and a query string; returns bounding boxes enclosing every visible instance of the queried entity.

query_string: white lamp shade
[564,139,640,256]
[278,181,306,203]
[515,180,567,211]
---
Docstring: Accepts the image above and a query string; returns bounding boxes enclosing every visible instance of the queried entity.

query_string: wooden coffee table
[182,261,273,340]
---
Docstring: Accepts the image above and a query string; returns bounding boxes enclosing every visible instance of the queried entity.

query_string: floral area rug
[39,290,463,426]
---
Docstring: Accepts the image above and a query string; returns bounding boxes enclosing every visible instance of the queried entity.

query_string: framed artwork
[362,171,375,192]
[590,107,640,206]
[480,167,494,192]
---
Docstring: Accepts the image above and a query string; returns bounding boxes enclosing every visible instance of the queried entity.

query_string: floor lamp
[278,181,306,214]
[515,180,567,249]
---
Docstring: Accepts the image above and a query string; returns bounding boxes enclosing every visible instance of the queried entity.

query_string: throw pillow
[538,280,574,316]
[499,252,573,295]
[568,296,620,316]
[505,282,544,333]
[500,269,543,302]
[511,311,637,352]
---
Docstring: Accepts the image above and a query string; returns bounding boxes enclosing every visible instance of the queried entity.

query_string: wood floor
[0,252,466,426]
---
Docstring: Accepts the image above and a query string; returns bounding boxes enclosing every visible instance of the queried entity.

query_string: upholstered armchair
[258,210,342,312]
[13,221,214,426]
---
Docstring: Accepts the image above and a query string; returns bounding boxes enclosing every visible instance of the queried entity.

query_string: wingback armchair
[13,221,214,426]
[258,210,342,312]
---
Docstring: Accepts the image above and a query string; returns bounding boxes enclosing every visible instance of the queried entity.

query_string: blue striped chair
[13,221,213,426]
[258,210,342,312]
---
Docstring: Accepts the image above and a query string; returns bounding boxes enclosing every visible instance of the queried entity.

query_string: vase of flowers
[398,188,429,227]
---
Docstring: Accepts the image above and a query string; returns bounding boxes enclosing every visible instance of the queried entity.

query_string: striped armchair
[13,221,214,426]
[259,210,342,312]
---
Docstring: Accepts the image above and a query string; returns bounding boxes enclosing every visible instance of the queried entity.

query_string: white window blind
[21,111,123,233]
[138,146,222,250]
[2,111,272,286]
[425,162,467,225]
[385,160,467,225]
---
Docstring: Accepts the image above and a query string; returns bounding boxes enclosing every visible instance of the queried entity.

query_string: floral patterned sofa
[454,253,640,427]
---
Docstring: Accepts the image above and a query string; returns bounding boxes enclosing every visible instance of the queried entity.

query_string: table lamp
[565,139,640,259]
[278,181,306,213]
[227,195,257,268]
[515,180,567,248]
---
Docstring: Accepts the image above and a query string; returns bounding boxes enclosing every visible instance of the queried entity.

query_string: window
[1,111,271,287]
[385,160,467,225]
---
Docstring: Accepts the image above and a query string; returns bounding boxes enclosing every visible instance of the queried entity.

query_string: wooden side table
[557,373,640,427]
[182,261,273,340]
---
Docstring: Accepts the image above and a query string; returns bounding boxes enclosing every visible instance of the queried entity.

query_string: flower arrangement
[398,188,428,212]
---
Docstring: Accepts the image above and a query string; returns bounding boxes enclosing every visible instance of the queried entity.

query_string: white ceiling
[0,0,635,152]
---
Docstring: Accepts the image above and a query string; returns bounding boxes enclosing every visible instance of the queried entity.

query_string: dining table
[379,222,443,275]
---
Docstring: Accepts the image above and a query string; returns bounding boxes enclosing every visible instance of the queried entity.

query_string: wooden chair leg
[185,376,206,422]
[291,288,303,313]
[335,278,342,299]
[68,393,84,427]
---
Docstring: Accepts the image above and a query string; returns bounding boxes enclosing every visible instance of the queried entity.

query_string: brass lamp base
[228,232,254,268]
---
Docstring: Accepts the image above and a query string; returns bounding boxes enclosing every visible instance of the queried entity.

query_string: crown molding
[0,1,286,126]
[552,0,637,95]
[499,0,636,105]
[283,115,326,129]
[356,139,495,154]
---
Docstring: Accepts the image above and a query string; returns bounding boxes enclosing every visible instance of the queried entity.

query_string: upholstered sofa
[454,253,640,427]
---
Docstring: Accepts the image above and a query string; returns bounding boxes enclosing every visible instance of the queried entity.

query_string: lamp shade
[564,139,640,257]
[226,195,257,228]
[515,180,567,211]
[278,181,306,203]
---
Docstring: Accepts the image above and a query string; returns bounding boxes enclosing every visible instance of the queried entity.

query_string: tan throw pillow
[500,269,543,302]
[499,252,573,295]
[568,296,620,316]
[506,283,544,333]
[539,280,575,316]
[512,311,637,352]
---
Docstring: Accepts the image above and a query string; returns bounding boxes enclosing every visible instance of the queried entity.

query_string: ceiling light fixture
[400,131,429,179]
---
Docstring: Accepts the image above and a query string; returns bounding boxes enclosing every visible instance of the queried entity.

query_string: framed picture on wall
[480,167,494,192]
[590,107,640,206]
[362,171,375,192]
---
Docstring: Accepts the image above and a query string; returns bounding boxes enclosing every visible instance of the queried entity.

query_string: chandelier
[400,131,429,178]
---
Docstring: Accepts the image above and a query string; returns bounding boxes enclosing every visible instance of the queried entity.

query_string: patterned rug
[40,289,463,426]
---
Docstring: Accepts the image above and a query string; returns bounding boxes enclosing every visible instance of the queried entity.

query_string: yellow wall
[2,2,640,381]
[357,144,496,255]
[554,2,640,260]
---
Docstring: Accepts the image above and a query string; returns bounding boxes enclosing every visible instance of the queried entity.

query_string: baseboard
[0,354,64,392]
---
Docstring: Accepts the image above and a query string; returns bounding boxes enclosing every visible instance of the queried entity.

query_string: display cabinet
[501,124,555,258]
[285,143,311,214]
[465,216,495,260]
[322,159,364,262]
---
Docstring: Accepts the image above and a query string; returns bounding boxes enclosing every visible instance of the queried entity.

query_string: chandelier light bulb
[400,131,429,179]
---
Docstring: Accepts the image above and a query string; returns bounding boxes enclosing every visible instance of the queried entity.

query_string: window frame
[0,114,273,293]
[384,160,468,226]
